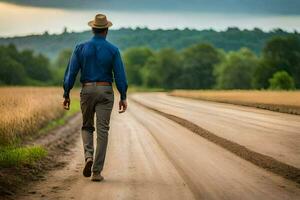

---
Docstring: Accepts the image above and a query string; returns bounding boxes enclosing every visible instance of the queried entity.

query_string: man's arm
[112,49,128,113]
[63,45,81,110]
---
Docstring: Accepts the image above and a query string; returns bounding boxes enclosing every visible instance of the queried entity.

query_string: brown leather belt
[82,82,112,87]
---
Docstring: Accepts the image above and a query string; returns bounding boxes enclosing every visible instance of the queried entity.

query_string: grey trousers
[80,85,114,173]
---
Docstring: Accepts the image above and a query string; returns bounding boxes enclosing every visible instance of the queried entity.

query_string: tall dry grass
[170,90,300,115]
[0,87,75,145]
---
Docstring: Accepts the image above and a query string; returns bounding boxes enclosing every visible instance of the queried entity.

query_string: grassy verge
[39,99,80,135]
[0,88,81,196]
[169,90,300,115]
[0,146,47,168]
[0,99,80,169]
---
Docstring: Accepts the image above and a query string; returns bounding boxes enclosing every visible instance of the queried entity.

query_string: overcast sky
[1,0,300,37]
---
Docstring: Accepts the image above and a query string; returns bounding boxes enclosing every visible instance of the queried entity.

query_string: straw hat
[88,14,113,29]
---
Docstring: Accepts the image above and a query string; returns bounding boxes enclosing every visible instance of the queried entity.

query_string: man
[63,14,128,182]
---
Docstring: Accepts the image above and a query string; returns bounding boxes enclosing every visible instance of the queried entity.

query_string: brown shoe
[83,158,93,177]
[91,172,104,182]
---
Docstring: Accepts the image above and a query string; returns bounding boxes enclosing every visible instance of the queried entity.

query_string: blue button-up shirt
[63,35,128,100]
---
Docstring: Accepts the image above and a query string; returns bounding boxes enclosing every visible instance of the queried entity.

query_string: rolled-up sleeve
[113,49,128,100]
[63,45,81,98]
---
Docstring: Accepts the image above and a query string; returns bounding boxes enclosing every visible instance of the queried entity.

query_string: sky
[0,1,300,37]
[3,0,300,14]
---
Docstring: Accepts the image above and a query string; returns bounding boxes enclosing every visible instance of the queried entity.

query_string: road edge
[0,113,81,199]
[168,94,300,116]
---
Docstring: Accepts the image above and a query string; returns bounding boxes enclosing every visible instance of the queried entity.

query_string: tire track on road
[131,98,300,185]
[128,109,202,200]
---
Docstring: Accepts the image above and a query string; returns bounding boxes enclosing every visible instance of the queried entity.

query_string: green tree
[0,58,26,85]
[252,62,276,89]
[0,48,26,84]
[180,43,222,89]
[141,56,160,88]
[55,49,72,69]
[4,44,19,60]
[142,48,182,89]
[214,48,258,89]
[52,49,72,85]
[19,50,52,82]
[255,36,300,88]
[123,47,153,86]
[269,71,295,90]
[0,44,54,85]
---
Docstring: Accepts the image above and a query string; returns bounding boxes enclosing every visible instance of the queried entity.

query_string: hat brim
[88,20,113,29]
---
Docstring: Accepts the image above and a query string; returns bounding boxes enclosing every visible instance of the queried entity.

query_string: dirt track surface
[131,93,300,169]
[16,93,300,200]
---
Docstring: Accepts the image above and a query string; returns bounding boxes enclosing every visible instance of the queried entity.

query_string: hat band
[94,21,108,27]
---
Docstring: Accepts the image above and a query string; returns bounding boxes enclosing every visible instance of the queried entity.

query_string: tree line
[0,35,299,90]
[0,44,75,86]
[124,35,300,90]
[0,44,52,85]
[0,27,298,59]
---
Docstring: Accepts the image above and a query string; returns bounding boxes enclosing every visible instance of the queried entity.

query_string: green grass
[0,146,47,168]
[39,98,80,135]
[66,98,81,117]
[0,99,80,168]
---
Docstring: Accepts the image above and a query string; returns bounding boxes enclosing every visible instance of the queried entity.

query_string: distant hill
[2,0,300,14]
[0,28,298,59]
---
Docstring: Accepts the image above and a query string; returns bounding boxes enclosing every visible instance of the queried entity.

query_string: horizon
[1,26,298,39]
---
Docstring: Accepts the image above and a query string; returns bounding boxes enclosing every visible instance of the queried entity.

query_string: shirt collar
[92,35,106,41]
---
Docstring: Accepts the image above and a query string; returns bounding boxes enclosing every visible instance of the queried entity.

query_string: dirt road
[131,93,300,169]
[17,93,300,200]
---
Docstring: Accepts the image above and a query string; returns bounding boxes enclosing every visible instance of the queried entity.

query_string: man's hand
[63,98,71,110]
[118,100,127,113]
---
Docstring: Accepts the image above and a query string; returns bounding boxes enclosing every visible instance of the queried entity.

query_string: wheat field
[170,90,300,115]
[0,87,77,145]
